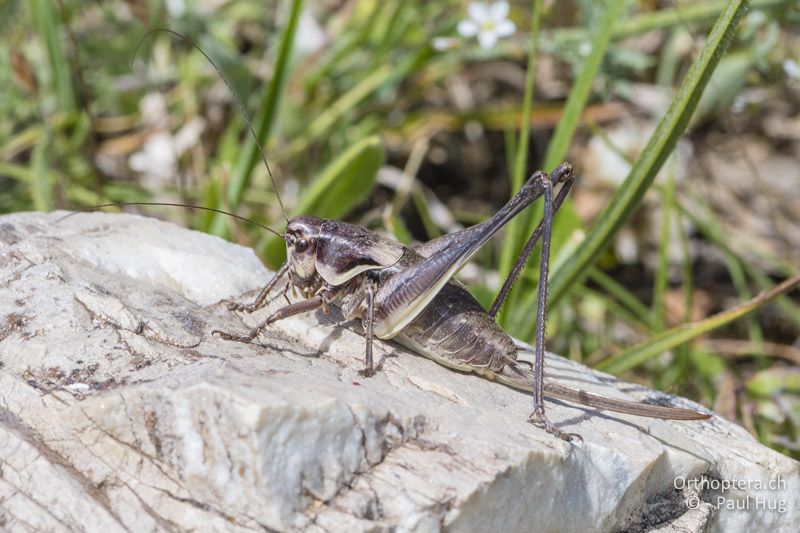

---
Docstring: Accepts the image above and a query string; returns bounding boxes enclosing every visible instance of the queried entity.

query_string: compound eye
[295,238,308,252]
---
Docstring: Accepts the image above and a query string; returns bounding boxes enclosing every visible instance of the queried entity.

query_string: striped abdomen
[395,281,517,375]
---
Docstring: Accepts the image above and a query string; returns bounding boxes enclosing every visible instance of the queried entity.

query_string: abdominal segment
[398,281,517,374]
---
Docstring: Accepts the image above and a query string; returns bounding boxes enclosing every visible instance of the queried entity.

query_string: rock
[0,211,797,532]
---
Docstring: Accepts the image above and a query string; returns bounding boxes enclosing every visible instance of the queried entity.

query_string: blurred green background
[1,0,799,458]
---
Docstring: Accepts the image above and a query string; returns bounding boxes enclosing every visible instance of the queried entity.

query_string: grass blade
[496,0,542,311]
[210,0,304,235]
[552,0,788,44]
[31,129,52,211]
[30,0,75,112]
[497,0,625,331]
[590,267,656,330]
[652,169,676,331]
[678,199,800,328]
[598,274,800,375]
[511,0,542,193]
[295,136,384,219]
[542,0,627,172]
[261,135,385,264]
[279,45,432,164]
[548,0,751,305]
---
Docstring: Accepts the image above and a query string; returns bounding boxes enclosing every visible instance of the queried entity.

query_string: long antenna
[57,202,284,238]
[132,28,290,224]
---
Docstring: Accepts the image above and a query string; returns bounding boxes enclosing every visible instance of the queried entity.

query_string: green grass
[2,0,798,458]
[211,0,304,235]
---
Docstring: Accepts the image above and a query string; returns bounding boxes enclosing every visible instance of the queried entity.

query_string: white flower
[296,9,327,57]
[457,1,516,49]
[731,95,747,113]
[165,0,185,17]
[783,59,799,80]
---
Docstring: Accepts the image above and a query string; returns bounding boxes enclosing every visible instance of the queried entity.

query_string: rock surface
[0,211,797,532]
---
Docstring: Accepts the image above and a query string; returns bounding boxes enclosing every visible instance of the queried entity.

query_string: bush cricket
[208,164,709,441]
[90,32,710,442]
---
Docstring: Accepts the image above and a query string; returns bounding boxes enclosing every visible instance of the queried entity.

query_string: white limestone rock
[0,211,797,532]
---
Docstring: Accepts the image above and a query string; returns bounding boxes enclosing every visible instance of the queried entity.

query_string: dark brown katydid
[209,162,709,441]
[87,30,710,442]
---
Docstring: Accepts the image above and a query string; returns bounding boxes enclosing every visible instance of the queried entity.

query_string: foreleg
[227,262,290,313]
[214,295,324,343]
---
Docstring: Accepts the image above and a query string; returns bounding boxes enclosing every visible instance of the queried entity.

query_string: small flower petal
[488,0,509,22]
[783,59,800,79]
[747,11,767,27]
[731,95,747,113]
[467,1,490,23]
[478,30,498,49]
[457,19,479,37]
[432,37,458,51]
[459,1,515,49]
[165,0,185,17]
[495,19,515,38]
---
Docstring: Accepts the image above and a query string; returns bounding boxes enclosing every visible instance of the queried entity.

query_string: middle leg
[359,279,378,377]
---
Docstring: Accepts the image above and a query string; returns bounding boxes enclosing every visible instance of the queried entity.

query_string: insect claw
[226,300,250,312]
[358,366,376,378]
[212,328,256,343]
[528,410,582,443]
